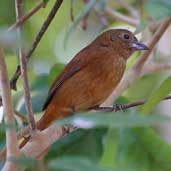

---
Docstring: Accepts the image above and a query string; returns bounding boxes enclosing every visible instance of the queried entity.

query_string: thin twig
[8,1,43,32]
[10,0,63,90]
[133,18,171,71]
[95,11,109,26]
[15,0,36,131]
[95,96,171,112]
[0,48,20,171]
[14,110,28,124]
[104,6,139,27]
[141,63,171,75]
[103,18,171,106]
[0,94,171,161]
[70,0,74,21]
[81,12,90,30]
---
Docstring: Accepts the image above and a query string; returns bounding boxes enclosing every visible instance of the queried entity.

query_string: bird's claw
[62,124,76,133]
[113,104,125,112]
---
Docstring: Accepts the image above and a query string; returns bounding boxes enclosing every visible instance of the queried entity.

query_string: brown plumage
[36,29,148,130]
[0,29,148,161]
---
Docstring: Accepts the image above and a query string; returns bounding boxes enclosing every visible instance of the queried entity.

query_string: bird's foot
[62,124,77,133]
[112,104,125,112]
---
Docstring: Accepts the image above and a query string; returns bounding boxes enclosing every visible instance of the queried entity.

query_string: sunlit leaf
[140,76,171,113]
[99,128,118,167]
[135,128,171,165]
[125,73,162,101]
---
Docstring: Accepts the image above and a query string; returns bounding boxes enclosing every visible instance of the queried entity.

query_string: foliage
[0,0,171,171]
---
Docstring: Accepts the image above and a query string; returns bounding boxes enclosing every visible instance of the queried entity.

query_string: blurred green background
[0,0,171,170]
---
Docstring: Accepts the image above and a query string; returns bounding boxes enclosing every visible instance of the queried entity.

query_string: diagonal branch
[95,95,171,112]
[0,94,171,161]
[133,18,171,71]
[10,0,63,90]
[15,0,36,131]
[116,0,139,19]
[141,63,171,75]
[0,48,20,171]
[104,6,139,27]
[103,18,171,106]
[8,1,43,32]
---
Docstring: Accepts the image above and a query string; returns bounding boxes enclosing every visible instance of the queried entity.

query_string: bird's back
[36,44,126,130]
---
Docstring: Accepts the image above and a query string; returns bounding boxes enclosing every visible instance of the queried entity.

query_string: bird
[0,29,149,160]
[36,28,148,131]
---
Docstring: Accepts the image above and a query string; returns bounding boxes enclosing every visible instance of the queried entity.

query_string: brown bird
[0,29,148,160]
[36,29,148,131]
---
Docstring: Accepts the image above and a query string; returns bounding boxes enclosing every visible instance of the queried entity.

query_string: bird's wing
[42,48,90,110]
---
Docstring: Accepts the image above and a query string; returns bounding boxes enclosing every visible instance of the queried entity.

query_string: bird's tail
[36,104,71,130]
[0,106,71,161]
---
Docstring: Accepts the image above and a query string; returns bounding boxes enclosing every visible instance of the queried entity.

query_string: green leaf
[100,127,171,171]
[46,129,105,162]
[57,112,171,129]
[31,74,49,91]
[135,128,171,164]
[48,63,65,86]
[99,128,118,167]
[49,156,116,171]
[125,73,162,101]
[0,0,15,26]
[65,0,97,47]
[144,0,171,20]
[140,76,171,113]
[15,75,49,114]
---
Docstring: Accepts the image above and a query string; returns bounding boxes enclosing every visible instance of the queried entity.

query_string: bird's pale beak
[130,42,149,50]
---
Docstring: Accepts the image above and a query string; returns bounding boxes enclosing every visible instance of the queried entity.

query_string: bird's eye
[123,34,130,40]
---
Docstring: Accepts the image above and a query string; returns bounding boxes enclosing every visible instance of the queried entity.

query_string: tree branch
[116,0,139,19]
[95,95,171,112]
[104,6,139,27]
[141,63,171,75]
[15,0,36,131]
[0,94,171,161]
[103,18,171,106]
[10,0,63,90]
[15,95,171,159]
[0,48,20,171]
[8,1,43,32]
[133,18,171,71]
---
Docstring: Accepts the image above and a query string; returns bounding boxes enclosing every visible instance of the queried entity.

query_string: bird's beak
[130,42,149,50]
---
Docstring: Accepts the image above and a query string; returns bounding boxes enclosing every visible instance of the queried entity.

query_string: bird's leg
[92,104,126,112]
[63,106,77,132]
[112,104,125,112]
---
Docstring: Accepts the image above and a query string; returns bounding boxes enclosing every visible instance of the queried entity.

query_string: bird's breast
[85,55,126,105]
[51,55,126,112]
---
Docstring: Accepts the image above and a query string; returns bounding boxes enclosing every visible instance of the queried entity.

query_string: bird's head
[95,29,149,60]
